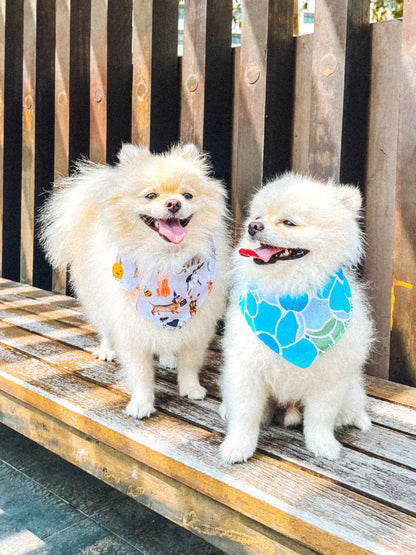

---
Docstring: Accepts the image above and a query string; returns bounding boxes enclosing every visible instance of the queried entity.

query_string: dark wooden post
[390,1,416,385]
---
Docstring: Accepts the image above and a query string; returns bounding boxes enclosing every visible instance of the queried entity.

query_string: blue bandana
[112,238,217,331]
[239,269,352,368]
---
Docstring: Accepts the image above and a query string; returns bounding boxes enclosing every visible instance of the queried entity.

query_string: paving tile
[0,425,121,517]
[0,510,45,554]
[0,461,85,540]
[0,425,223,554]
[91,498,223,555]
[28,518,142,555]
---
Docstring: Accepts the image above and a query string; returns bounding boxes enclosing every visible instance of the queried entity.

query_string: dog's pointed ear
[117,143,151,165]
[336,185,362,215]
[171,143,202,161]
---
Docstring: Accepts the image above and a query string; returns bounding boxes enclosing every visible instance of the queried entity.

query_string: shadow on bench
[0,278,415,554]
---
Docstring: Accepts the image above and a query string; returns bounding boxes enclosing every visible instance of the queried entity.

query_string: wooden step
[0,278,415,554]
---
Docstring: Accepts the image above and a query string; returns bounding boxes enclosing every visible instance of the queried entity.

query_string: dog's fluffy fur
[40,143,229,419]
[220,173,374,462]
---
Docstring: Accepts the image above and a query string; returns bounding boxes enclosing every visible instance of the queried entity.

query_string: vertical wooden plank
[231,0,269,223]
[69,0,90,166]
[232,0,293,221]
[308,0,348,180]
[150,0,179,153]
[291,34,313,174]
[201,0,232,183]
[2,0,23,281]
[52,0,70,294]
[0,0,5,276]
[180,0,208,148]
[132,0,179,152]
[107,0,132,164]
[262,0,294,181]
[309,0,370,182]
[339,0,371,186]
[390,2,416,386]
[89,0,107,162]
[363,20,401,380]
[180,0,232,182]
[132,0,152,147]
[20,0,36,284]
[33,0,55,291]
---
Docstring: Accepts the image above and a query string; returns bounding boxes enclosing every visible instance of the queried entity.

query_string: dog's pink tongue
[158,219,187,244]
[239,246,284,262]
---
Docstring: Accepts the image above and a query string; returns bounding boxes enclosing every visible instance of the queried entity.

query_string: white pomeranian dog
[40,143,229,419]
[220,173,374,462]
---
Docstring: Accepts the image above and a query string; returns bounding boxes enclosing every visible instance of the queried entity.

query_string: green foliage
[370,1,403,21]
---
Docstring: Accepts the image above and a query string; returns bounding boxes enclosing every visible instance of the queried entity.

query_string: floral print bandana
[239,269,353,368]
[112,238,217,330]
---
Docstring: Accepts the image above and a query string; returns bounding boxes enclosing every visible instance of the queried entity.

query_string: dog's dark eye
[283,220,296,227]
[145,192,158,200]
[183,192,193,200]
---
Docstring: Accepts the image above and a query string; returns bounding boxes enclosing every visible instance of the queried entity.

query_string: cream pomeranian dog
[40,143,229,419]
[220,173,374,462]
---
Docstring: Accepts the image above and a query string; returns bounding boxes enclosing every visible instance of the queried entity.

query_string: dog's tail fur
[38,160,114,271]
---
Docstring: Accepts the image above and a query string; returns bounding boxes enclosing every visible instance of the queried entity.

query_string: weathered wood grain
[131,0,152,146]
[1,363,416,555]
[308,0,369,182]
[89,0,107,162]
[2,0,23,282]
[0,0,5,277]
[0,392,313,555]
[180,0,208,148]
[291,34,312,174]
[53,0,70,294]
[21,0,37,284]
[231,0,269,222]
[0,292,415,511]
[390,1,416,387]
[1,279,416,553]
[363,20,401,380]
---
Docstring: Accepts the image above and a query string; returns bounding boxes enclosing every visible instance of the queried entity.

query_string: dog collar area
[239,269,353,368]
[111,237,217,330]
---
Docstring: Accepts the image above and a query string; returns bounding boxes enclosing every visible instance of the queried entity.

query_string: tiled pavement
[0,424,223,554]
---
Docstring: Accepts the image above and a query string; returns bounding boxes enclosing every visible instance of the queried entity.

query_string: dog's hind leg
[335,374,371,431]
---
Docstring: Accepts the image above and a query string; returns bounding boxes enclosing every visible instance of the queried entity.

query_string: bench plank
[0,279,416,554]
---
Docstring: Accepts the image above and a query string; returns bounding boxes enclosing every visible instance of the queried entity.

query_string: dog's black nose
[248,221,264,236]
[165,198,181,214]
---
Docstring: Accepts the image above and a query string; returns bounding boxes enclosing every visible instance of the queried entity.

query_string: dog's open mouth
[239,244,309,264]
[140,215,192,244]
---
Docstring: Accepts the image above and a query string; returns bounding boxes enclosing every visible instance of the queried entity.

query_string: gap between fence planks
[0,278,415,554]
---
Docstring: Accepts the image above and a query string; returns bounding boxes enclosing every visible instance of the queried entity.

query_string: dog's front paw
[125,399,156,420]
[305,433,341,460]
[335,410,371,432]
[94,347,116,362]
[353,412,372,432]
[179,382,206,400]
[220,435,256,464]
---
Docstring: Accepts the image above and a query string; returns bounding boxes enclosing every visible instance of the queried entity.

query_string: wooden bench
[0,277,415,554]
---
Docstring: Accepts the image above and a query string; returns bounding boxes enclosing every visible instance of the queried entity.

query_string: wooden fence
[0,0,414,385]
